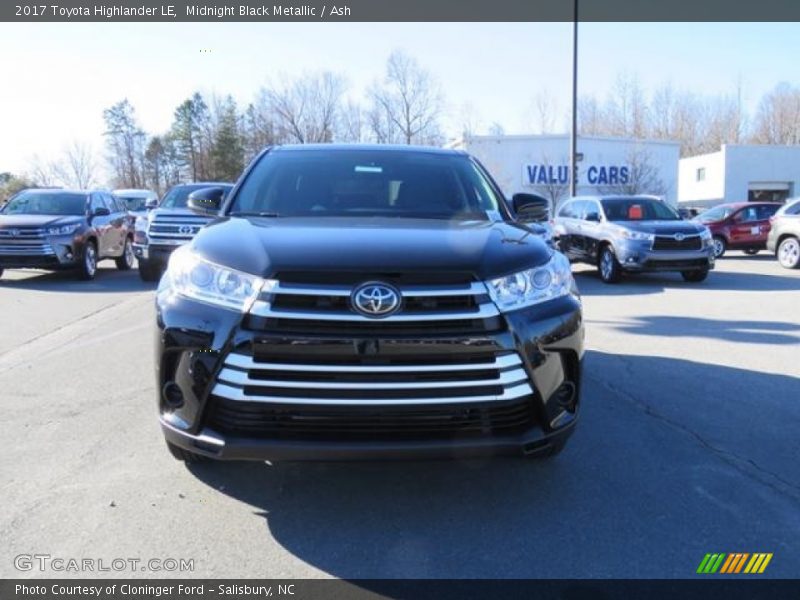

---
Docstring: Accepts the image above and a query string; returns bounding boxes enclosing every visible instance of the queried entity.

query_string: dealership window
[696,167,706,182]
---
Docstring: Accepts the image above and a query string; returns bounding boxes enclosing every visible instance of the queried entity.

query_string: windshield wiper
[229,211,282,218]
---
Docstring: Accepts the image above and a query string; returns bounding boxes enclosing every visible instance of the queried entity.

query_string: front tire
[777,236,800,269]
[166,441,209,463]
[682,269,709,282]
[712,236,727,258]
[138,258,162,282]
[116,237,134,270]
[78,241,97,280]
[598,245,622,283]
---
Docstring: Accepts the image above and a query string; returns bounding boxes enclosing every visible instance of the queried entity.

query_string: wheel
[166,441,209,463]
[712,236,727,258]
[682,269,709,282]
[78,241,97,280]
[138,258,162,282]
[743,247,759,255]
[777,236,800,269]
[598,245,622,283]
[116,237,134,270]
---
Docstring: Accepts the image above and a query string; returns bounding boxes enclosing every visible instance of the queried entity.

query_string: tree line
[4,52,800,200]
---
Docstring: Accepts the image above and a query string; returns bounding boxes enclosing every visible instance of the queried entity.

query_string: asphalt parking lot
[1,253,798,579]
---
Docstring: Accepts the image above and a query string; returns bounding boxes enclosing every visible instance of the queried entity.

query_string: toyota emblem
[351,282,402,318]
[9,229,19,237]
[179,225,194,235]
[673,233,686,241]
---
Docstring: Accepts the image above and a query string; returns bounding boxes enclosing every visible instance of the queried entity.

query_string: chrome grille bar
[249,301,499,321]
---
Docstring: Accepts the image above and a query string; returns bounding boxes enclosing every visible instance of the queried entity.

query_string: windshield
[229,150,505,220]
[1,191,87,216]
[115,195,149,212]
[601,197,681,222]
[696,205,735,223]
[161,184,231,209]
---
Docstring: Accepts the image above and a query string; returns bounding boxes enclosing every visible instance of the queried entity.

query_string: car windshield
[229,149,505,220]
[696,206,735,223]
[776,199,800,216]
[115,195,149,212]
[1,191,87,216]
[161,185,231,209]
[601,198,681,221]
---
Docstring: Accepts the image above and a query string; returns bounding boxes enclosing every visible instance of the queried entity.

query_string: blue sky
[1,22,798,176]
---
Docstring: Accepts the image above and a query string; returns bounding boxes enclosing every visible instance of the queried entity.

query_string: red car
[694,202,783,258]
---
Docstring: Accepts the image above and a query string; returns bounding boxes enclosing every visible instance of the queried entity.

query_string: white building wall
[452,134,680,207]
[679,144,800,206]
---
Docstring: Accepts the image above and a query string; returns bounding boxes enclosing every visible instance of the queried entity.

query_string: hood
[0,214,83,228]
[615,220,706,235]
[191,217,552,280]
[149,207,202,219]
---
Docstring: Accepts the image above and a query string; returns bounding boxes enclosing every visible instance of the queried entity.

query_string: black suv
[134,182,233,282]
[0,188,135,280]
[155,145,584,463]
[553,195,715,283]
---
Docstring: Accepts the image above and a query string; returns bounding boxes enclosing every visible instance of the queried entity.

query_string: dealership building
[678,144,800,208]
[450,134,681,209]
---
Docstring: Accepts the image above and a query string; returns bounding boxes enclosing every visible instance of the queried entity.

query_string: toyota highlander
[155,145,584,462]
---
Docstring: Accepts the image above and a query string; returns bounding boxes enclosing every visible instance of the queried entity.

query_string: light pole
[569,0,579,197]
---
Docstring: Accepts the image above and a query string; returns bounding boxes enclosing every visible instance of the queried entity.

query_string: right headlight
[163,246,267,312]
[617,227,655,242]
[486,252,576,313]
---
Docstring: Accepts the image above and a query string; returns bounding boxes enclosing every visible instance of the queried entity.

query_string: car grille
[244,276,504,335]
[147,213,212,245]
[652,234,702,251]
[0,228,54,255]
[207,351,535,440]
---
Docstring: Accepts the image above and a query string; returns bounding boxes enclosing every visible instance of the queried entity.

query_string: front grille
[0,228,53,255]
[652,235,702,251]
[147,213,212,245]
[207,397,536,441]
[211,351,531,406]
[245,278,503,335]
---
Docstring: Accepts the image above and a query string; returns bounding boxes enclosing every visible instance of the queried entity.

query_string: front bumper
[155,293,584,461]
[614,240,715,272]
[0,235,83,269]
[134,242,183,265]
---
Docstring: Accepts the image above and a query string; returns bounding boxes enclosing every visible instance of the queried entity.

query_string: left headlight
[165,247,267,312]
[47,223,81,236]
[486,251,576,313]
[699,226,712,241]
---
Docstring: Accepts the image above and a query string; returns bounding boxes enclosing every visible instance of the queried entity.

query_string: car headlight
[486,252,576,312]
[617,227,654,242]
[47,223,81,235]
[134,216,149,244]
[165,247,267,312]
[699,227,712,241]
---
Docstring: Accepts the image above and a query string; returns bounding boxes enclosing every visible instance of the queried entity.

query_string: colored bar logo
[697,553,773,574]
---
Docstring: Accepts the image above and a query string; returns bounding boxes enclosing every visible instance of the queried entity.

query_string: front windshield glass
[1,191,87,216]
[229,150,505,220]
[601,197,681,221]
[696,205,734,223]
[160,185,231,209]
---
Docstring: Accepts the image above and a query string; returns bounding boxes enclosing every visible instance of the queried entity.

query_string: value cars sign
[522,164,631,186]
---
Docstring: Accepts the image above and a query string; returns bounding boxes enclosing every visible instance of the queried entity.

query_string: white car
[112,188,158,214]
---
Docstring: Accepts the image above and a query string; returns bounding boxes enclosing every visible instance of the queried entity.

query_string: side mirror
[512,193,550,223]
[145,198,158,210]
[585,211,601,222]
[92,207,110,217]
[187,187,225,216]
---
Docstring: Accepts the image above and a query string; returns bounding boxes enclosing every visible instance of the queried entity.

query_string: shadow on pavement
[0,267,157,293]
[575,264,800,296]
[185,351,800,579]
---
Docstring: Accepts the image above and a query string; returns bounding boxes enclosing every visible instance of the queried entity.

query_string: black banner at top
[3,0,800,22]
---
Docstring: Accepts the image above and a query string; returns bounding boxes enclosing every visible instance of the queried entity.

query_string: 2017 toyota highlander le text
[155,145,585,462]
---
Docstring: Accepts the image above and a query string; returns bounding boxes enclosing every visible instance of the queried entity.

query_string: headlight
[165,247,267,312]
[617,227,654,242]
[134,216,148,244]
[486,252,576,312]
[47,223,81,235]
[134,215,148,231]
[699,227,712,241]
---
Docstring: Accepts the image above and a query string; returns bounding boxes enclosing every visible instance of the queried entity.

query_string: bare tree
[27,154,60,187]
[53,141,97,189]
[458,101,482,138]
[600,147,669,197]
[367,50,444,145]
[338,99,366,143]
[528,153,570,211]
[750,82,800,145]
[266,71,347,144]
[528,89,559,134]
